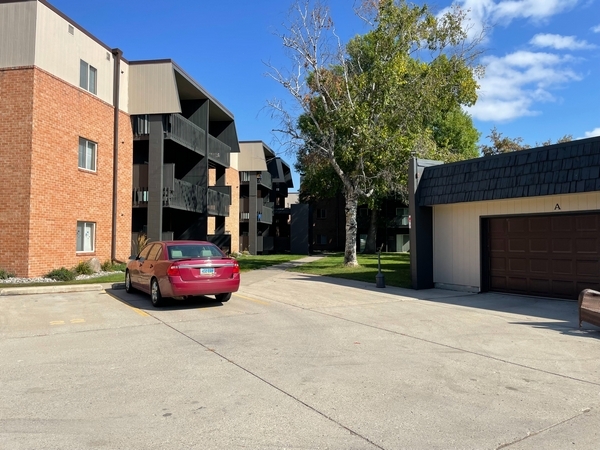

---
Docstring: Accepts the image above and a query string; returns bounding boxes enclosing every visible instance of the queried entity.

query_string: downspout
[111,48,123,262]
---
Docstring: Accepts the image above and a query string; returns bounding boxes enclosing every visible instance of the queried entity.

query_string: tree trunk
[363,208,378,254]
[343,188,359,266]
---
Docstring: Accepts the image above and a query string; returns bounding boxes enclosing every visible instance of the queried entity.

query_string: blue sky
[49,0,600,190]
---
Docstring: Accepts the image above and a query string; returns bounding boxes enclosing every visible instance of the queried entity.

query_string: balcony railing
[258,205,273,224]
[241,171,272,190]
[133,164,206,213]
[207,188,230,216]
[209,186,232,205]
[257,171,272,189]
[132,114,207,155]
[164,179,205,213]
[166,114,206,155]
[208,135,230,167]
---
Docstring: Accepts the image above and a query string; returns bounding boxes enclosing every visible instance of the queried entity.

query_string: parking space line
[233,293,269,305]
[129,306,150,317]
[49,320,65,326]
[70,319,86,324]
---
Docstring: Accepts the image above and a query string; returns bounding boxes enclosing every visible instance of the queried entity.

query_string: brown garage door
[487,213,600,299]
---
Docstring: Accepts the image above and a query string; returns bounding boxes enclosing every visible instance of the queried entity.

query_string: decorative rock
[87,257,102,273]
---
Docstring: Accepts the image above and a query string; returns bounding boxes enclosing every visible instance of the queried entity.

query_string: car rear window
[167,244,224,260]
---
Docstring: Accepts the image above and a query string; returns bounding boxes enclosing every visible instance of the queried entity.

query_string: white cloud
[530,33,596,50]
[439,0,580,41]
[468,51,582,121]
[492,0,579,22]
[592,24,600,33]
[584,127,600,137]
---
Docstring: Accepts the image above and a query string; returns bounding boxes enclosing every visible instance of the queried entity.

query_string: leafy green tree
[268,0,484,266]
[480,127,530,156]
[481,129,574,157]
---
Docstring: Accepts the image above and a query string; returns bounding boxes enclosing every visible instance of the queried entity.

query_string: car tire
[125,270,135,293]
[215,292,232,302]
[150,278,165,307]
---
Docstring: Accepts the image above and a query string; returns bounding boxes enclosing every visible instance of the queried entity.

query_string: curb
[0,282,126,297]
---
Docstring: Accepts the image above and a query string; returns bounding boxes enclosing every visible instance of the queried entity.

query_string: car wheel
[215,292,232,302]
[150,278,165,307]
[125,270,135,293]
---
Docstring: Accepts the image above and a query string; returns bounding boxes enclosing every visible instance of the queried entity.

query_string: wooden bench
[578,289,600,329]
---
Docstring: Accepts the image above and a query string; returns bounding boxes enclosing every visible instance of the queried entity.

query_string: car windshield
[167,244,224,260]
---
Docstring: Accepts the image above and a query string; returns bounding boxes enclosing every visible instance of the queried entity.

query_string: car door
[130,244,153,290]
[139,243,163,291]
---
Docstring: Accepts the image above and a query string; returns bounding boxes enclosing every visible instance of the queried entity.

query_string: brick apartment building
[0,0,238,277]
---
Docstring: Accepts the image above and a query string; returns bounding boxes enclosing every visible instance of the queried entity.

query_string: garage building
[409,136,600,300]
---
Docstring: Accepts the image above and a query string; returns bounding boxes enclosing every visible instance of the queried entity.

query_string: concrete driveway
[1,263,599,449]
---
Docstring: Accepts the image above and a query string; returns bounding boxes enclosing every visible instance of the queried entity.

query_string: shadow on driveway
[281,271,600,337]
[104,287,226,313]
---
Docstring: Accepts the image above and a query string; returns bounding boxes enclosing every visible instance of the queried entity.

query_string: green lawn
[1,254,410,289]
[289,252,411,288]
[235,254,306,272]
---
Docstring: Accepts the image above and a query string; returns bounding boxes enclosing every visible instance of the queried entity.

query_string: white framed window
[78,137,97,171]
[76,221,95,252]
[79,59,97,94]
[316,208,327,219]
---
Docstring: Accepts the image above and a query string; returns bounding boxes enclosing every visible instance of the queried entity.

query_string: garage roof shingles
[417,136,600,206]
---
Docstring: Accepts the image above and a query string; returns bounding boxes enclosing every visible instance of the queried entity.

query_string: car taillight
[232,260,240,274]
[167,263,180,276]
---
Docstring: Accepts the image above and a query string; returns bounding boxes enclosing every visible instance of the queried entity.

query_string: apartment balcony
[133,163,206,213]
[259,205,273,225]
[207,188,230,217]
[133,114,231,168]
[164,179,206,212]
[239,199,273,225]
[208,135,230,168]
[241,171,272,190]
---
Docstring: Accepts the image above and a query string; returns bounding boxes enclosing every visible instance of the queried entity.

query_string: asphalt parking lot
[1,263,599,449]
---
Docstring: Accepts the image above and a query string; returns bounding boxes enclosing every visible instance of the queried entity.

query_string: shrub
[74,261,93,275]
[45,267,76,281]
[101,260,127,272]
[112,262,126,272]
[0,268,15,280]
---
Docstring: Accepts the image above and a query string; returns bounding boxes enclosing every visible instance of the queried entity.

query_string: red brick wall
[0,67,34,277]
[0,67,132,277]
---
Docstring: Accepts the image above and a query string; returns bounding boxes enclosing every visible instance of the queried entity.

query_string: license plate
[200,268,215,275]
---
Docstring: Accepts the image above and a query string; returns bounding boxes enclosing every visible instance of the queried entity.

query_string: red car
[125,240,240,307]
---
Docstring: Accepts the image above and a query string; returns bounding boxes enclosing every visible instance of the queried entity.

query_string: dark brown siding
[487,213,600,299]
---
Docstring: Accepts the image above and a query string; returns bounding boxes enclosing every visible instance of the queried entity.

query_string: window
[397,208,409,226]
[78,138,97,171]
[316,234,328,245]
[316,208,327,219]
[147,244,163,261]
[359,208,369,218]
[76,221,95,252]
[79,59,97,94]
[138,244,153,260]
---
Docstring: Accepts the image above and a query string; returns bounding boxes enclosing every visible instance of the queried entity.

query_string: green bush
[45,267,76,281]
[101,260,126,272]
[0,268,15,280]
[111,262,126,272]
[74,261,93,275]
